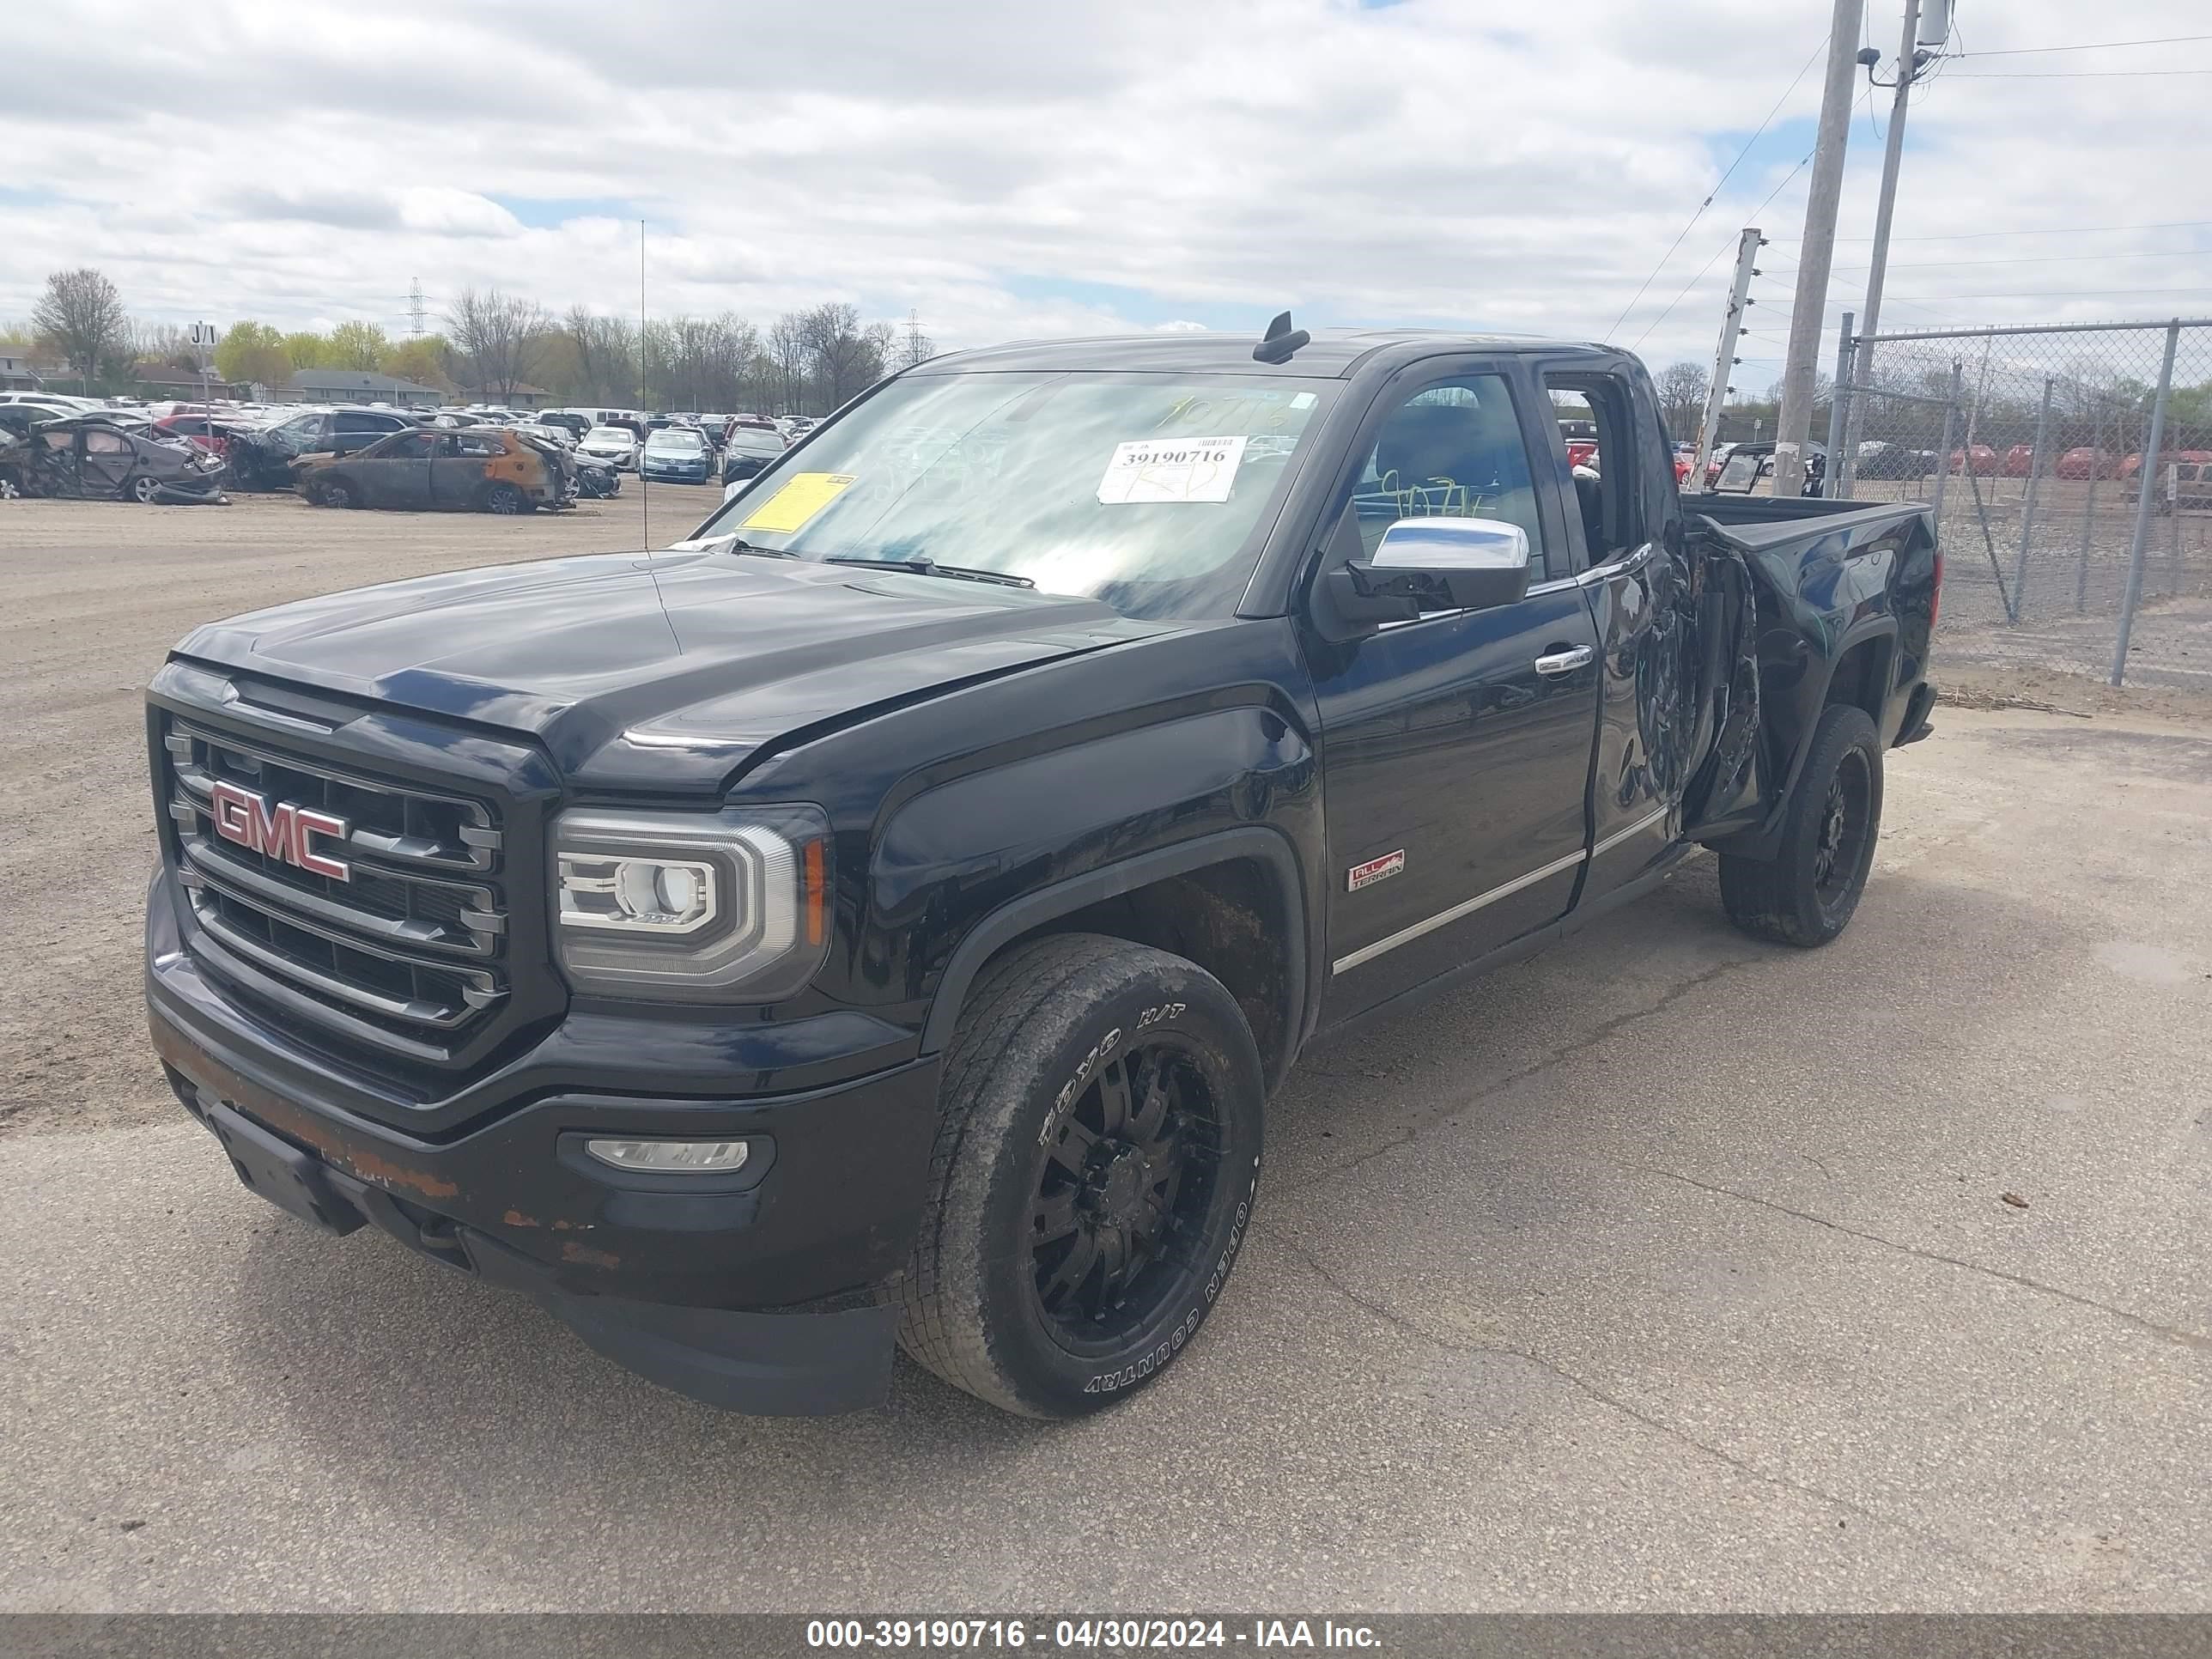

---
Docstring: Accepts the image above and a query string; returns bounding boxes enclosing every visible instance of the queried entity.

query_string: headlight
[552,804,830,1000]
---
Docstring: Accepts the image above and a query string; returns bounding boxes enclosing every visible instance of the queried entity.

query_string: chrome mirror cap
[1370,516,1530,573]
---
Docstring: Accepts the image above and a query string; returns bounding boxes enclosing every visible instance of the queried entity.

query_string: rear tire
[1719,703,1882,947]
[483,482,526,515]
[896,933,1264,1419]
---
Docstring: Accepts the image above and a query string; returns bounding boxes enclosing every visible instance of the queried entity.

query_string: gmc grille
[160,717,510,1062]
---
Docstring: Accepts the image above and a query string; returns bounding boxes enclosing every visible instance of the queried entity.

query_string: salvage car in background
[0,413,228,502]
[295,425,573,514]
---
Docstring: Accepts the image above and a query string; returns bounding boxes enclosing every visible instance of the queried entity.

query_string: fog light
[584,1137,751,1174]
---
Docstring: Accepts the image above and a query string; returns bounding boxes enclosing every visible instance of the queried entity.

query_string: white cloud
[3,0,2209,380]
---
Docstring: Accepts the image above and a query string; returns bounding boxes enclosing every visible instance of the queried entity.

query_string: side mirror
[1322,517,1534,635]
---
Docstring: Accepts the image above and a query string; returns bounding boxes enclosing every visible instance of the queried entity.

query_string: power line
[1603,35,1826,339]
[1626,150,1818,352]
[1940,67,2212,78]
[1834,247,2212,271]
[1888,284,2212,300]
[1954,33,2212,55]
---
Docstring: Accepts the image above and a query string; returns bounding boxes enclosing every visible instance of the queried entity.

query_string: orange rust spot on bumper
[152,1018,461,1202]
[503,1210,542,1229]
[561,1241,620,1269]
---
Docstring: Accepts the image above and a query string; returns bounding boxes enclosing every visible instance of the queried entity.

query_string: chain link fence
[1828,319,2212,690]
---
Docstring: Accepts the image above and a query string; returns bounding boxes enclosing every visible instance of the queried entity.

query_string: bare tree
[769,312,810,414]
[564,307,637,405]
[447,287,552,399]
[798,302,885,410]
[32,268,131,380]
[1652,361,1710,442]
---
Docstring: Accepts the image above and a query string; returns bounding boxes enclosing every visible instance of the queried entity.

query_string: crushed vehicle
[144,322,1938,1421]
[293,424,576,514]
[1,412,228,502]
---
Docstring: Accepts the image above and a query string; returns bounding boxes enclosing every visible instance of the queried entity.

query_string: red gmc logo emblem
[208,781,351,881]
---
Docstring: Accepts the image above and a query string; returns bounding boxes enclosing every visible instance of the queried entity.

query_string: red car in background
[2121,448,2212,481]
[2056,447,2118,481]
[1950,444,1999,477]
[2002,444,2039,477]
[153,413,229,459]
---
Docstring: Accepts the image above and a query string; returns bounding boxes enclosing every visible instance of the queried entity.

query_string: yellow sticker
[740,471,856,533]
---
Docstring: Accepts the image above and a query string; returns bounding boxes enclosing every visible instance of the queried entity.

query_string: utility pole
[1834,0,1952,495]
[1694,228,1765,484]
[1772,0,1866,500]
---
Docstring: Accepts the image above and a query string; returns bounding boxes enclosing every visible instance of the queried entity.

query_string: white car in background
[577,424,641,471]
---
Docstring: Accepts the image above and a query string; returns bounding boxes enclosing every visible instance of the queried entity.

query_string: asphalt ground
[2,492,2209,1611]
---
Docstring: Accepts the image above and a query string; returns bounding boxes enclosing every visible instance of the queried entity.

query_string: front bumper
[149,896,939,1414]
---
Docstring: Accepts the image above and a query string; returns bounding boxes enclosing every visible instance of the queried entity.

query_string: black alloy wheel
[1718,702,1883,947]
[897,933,1265,1419]
[1030,1038,1218,1352]
[1811,749,1873,911]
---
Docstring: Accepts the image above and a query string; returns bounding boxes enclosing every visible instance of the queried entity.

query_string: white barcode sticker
[1097,435,1248,504]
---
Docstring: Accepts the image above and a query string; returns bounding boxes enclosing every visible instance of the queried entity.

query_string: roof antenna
[1252,310,1310,365]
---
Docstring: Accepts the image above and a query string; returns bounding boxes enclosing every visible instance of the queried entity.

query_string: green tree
[326,320,390,370]
[380,337,453,391]
[216,321,291,388]
[282,331,330,370]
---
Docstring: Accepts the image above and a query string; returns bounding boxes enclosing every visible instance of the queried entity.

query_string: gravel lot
[3,492,2209,1611]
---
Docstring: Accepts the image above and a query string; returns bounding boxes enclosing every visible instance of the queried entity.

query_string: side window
[378,432,437,460]
[86,429,132,454]
[333,411,392,434]
[1347,374,1548,580]
[453,432,502,457]
[1544,375,1645,563]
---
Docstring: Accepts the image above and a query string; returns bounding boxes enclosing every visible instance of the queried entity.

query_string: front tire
[1719,703,1883,946]
[897,934,1264,1419]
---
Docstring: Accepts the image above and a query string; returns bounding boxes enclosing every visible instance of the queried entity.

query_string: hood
[172,550,1164,793]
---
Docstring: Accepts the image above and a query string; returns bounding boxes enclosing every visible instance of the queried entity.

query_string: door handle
[1533,645,1595,677]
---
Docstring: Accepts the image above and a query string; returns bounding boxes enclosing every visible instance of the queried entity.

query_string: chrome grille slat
[157,712,512,1052]
[186,888,493,1028]
[178,834,498,957]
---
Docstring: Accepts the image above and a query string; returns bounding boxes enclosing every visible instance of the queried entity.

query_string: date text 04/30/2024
[804,1620,1382,1650]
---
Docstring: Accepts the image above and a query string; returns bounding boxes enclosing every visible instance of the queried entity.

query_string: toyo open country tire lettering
[897,933,1264,1419]
[1719,702,1883,947]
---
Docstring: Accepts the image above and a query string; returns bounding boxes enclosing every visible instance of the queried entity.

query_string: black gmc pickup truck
[145,324,1939,1419]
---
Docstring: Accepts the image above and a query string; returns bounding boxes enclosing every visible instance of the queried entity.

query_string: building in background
[279,368,445,407]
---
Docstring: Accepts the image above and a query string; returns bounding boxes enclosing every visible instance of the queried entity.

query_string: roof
[289,368,444,397]
[916,327,1610,380]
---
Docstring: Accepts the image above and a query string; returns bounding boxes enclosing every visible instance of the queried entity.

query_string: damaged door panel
[0,414,228,502]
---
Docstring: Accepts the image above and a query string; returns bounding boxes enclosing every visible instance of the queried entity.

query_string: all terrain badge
[1346,850,1404,891]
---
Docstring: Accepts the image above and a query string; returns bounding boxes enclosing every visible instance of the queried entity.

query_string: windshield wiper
[824,556,1035,589]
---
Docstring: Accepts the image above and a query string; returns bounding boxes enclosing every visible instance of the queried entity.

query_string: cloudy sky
[4,0,2209,381]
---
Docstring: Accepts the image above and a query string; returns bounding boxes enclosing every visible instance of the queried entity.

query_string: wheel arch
[919,827,1310,1092]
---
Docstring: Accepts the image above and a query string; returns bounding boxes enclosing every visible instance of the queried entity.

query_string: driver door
[1300,362,1601,1022]
[352,429,437,507]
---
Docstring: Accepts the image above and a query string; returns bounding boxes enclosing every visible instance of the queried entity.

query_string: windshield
[585,427,631,444]
[693,370,1335,619]
[648,429,704,450]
